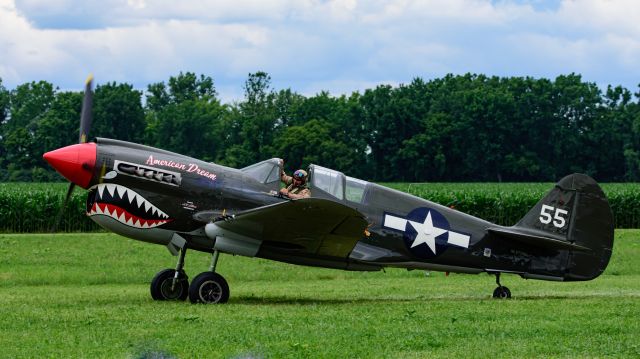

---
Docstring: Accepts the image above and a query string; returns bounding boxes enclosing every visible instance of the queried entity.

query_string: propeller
[79,74,94,144]
[51,74,94,232]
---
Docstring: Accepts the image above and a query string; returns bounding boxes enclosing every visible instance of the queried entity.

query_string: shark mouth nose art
[87,183,172,229]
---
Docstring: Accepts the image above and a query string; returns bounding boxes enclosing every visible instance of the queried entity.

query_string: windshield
[241,159,280,184]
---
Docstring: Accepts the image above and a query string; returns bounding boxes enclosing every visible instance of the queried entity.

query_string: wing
[212,198,368,258]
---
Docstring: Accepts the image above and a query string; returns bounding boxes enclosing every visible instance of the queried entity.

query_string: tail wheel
[492,286,511,299]
[150,268,189,301]
[189,272,230,304]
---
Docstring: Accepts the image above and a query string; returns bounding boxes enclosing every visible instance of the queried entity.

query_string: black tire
[150,268,189,301]
[492,286,511,299]
[188,272,230,304]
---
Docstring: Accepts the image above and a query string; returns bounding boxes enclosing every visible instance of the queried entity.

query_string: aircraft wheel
[189,272,230,304]
[150,269,189,301]
[492,286,511,299]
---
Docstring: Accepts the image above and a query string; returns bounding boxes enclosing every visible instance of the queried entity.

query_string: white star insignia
[407,211,448,254]
[382,210,471,255]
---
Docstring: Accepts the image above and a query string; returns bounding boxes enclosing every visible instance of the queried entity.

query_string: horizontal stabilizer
[488,227,591,252]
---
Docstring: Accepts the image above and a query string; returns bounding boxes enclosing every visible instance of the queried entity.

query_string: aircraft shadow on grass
[231,292,633,305]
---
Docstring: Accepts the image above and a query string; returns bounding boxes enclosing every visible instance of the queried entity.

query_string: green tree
[500,76,554,180]
[328,93,370,178]
[0,78,8,123]
[545,74,603,179]
[0,78,10,178]
[34,91,83,176]
[597,84,640,181]
[2,81,56,179]
[145,72,224,161]
[222,72,279,167]
[273,88,305,128]
[260,89,368,177]
[93,82,145,142]
[397,112,452,181]
[359,84,400,181]
[273,119,354,173]
[1,72,639,183]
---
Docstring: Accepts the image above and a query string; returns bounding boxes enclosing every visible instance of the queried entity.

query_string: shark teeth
[106,183,116,198]
[87,183,172,229]
[92,183,169,218]
[88,202,171,229]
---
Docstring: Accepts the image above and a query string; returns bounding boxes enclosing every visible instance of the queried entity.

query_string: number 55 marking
[539,204,569,228]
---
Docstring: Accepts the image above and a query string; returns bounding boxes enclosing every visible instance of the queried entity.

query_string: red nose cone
[43,143,97,189]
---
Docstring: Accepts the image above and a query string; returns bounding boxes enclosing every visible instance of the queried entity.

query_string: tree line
[0,72,639,182]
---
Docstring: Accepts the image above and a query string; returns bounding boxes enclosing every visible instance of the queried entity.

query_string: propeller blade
[79,74,94,143]
[51,75,93,231]
[51,183,76,233]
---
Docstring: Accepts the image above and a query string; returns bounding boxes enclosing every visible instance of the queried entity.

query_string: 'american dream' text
[145,155,217,181]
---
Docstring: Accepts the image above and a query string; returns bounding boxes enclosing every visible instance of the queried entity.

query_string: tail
[489,173,614,281]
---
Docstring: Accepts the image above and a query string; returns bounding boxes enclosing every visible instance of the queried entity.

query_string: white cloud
[558,0,640,37]
[1,0,639,99]
[299,78,401,97]
[126,0,145,10]
[1,0,275,87]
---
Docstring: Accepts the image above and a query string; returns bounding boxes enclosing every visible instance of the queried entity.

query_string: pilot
[279,163,311,199]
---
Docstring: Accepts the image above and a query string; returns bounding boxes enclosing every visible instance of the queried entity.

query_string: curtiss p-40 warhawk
[43,77,614,303]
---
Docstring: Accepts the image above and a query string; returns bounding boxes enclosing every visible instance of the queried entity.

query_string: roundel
[402,207,451,259]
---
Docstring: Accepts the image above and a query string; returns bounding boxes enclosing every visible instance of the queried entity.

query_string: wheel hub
[160,278,184,299]
[199,280,223,303]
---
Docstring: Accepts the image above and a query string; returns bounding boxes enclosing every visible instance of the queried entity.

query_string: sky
[1,0,639,101]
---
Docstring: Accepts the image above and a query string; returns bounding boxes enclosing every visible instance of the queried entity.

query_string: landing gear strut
[189,250,230,304]
[150,244,230,304]
[492,272,511,299]
[150,247,189,301]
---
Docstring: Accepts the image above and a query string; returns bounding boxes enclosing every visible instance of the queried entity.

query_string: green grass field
[1,231,639,358]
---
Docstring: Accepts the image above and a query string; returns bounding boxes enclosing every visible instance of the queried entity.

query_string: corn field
[1,182,639,232]
[0,183,99,233]
[385,182,640,229]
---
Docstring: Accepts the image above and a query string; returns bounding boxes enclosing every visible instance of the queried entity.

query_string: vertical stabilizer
[512,174,614,280]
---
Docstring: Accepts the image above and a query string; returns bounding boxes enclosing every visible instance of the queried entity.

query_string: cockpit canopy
[241,158,369,204]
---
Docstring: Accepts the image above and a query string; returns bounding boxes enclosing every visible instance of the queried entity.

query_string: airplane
[42,77,614,304]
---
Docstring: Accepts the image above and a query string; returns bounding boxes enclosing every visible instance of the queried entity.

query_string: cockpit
[240,158,369,204]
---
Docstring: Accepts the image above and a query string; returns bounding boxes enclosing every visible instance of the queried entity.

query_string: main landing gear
[149,248,230,304]
[492,272,511,299]
[188,250,229,304]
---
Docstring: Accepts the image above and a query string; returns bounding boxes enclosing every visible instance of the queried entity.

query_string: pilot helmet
[293,169,308,182]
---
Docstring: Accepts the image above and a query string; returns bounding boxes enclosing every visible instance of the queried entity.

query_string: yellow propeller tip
[85,73,94,85]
